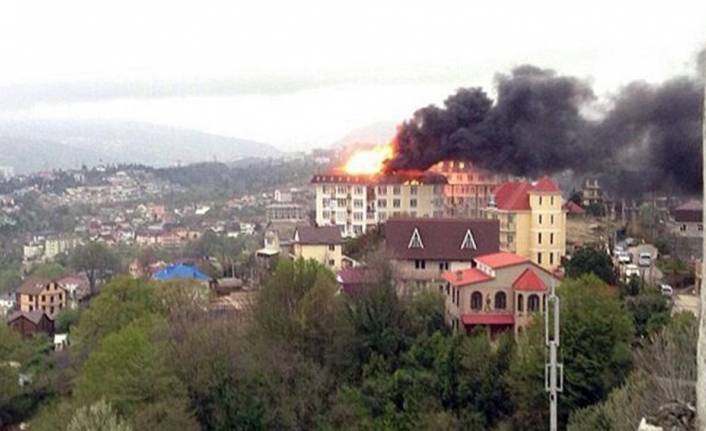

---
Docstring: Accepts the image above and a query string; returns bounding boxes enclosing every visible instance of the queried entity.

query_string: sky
[0,0,704,151]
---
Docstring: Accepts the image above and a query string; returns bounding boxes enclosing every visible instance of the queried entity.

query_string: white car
[625,264,640,278]
[617,252,632,264]
[660,284,673,296]
[638,252,651,267]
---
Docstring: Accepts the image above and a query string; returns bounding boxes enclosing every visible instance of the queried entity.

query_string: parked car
[614,245,625,255]
[625,264,640,278]
[617,251,632,264]
[638,252,651,267]
[660,284,673,296]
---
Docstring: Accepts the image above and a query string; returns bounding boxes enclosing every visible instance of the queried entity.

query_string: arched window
[494,292,507,310]
[517,294,524,312]
[471,291,483,311]
[528,294,540,312]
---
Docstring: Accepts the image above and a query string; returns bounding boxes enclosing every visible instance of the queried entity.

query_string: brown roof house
[8,310,55,338]
[292,226,347,270]
[442,251,561,338]
[16,278,67,316]
[384,218,500,295]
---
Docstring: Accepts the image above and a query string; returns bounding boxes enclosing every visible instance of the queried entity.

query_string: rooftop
[441,268,492,286]
[493,176,561,211]
[461,313,514,326]
[294,226,343,245]
[512,268,548,291]
[474,252,529,269]
[311,170,447,185]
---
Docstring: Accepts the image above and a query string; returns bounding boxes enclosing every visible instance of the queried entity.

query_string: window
[551,214,555,225]
[378,212,387,221]
[328,244,336,251]
[336,198,346,207]
[50,295,54,303]
[353,199,363,209]
[539,196,543,205]
[550,253,554,265]
[415,259,426,269]
[700,224,704,232]
[517,294,524,312]
[29,305,33,311]
[494,292,507,310]
[538,233,542,244]
[550,233,554,244]
[50,306,54,314]
[58,294,62,301]
[680,224,687,232]
[354,186,364,195]
[393,211,401,217]
[410,199,417,208]
[528,294,540,312]
[322,198,330,208]
[439,262,449,271]
[328,260,335,267]
[507,214,515,225]
[377,199,387,208]
[410,186,418,195]
[539,214,543,225]
[41,295,46,302]
[537,253,542,265]
[393,186,401,195]
[408,228,424,248]
[551,196,554,205]
[353,212,363,221]
[393,199,401,208]
[322,186,329,194]
[337,186,347,194]
[377,186,387,195]
[322,210,330,219]
[461,229,477,250]
[507,234,514,244]
[471,292,483,310]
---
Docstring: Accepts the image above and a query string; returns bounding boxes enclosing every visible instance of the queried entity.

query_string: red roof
[512,268,547,291]
[461,313,515,326]
[493,182,533,210]
[493,176,561,210]
[441,268,492,286]
[533,175,561,193]
[564,201,585,214]
[474,252,529,269]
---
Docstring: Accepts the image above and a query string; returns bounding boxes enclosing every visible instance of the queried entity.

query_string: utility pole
[697,53,706,428]
[545,278,563,431]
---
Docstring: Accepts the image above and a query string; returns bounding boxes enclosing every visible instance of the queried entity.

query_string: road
[673,293,699,317]
[615,243,663,285]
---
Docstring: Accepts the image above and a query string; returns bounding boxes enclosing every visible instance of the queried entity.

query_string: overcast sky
[0,0,704,150]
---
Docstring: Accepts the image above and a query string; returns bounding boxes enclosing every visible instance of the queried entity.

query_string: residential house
[16,278,67,315]
[8,310,55,338]
[441,251,561,337]
[336,268,382,297]
[292,226,345,270]
[56,275,90,308]
[152,264,211,283]
[384,218,500,294]
[484,176,567,271]
[668,200,703,260]
[582,177,604,207]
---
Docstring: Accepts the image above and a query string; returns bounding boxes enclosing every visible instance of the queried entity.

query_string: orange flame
[343,144,393,175]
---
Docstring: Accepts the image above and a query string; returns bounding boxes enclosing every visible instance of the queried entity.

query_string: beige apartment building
[431,161,508,218]
[292,226,345,270]
[484,176,566,271]
[16,278,67,315]
[312,171,446,237]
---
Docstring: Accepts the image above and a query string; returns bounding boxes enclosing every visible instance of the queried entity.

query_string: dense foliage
[565,247,618,285]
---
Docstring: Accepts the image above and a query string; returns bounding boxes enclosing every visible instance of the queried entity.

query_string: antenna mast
[545,278,563,431]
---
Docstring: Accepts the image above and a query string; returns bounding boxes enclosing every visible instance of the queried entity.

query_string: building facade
[312,171,446,237]
[16,279,67,315]
[484,176,566,271]
[582,177,603,207]
[292,226,345,270]
[384,218,500,294]
[266,203,304,223]
[442,251,561,337]
[431,161,508,218]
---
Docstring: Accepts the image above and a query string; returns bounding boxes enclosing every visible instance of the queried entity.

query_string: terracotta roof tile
[493,182,532,210]
[16,278,51,295]
[512,268,547,291]
[533,175,561,193]
[441,268,492,286]
[474,252,529,269]
[461,313,514,326]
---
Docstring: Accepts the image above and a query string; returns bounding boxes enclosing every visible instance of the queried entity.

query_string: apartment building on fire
[432,161,508,219]
[311,171,446,237]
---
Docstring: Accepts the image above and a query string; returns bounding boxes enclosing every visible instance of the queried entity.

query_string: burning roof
[311,169,447,185]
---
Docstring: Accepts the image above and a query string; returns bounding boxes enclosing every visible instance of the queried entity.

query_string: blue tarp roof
[152,264,211,281]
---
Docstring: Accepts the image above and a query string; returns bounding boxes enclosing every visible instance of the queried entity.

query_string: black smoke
[385,61,704,196]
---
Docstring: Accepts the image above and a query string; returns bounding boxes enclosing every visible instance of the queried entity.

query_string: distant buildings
[581,177,604,207]
[292,225,346,270]
[266,203,304,223]
[16,279,67,315]
[431,161,507,218]
[484,176,566,271]
[312,171,446,237]
[8,310,55,338]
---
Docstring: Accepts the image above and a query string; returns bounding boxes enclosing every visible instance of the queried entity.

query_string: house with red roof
[441,251,561,337]
[384,218,500,293]
[484,176,567,271]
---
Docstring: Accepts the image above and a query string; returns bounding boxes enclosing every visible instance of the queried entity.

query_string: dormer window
[408,228,424,249]
[461,229,477,250]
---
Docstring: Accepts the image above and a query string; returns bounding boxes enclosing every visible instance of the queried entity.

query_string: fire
[343,144,393,175]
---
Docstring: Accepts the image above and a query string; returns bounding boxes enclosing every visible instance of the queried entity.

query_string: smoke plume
[386,60,704,196]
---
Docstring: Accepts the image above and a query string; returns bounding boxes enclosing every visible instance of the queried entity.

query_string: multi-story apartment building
[441,251,561,337]
[431,161,508,218]
[484,176,566,271]
[266,203,304,223]
[16,278,67,315]
[312,171,446,237]
[582,177,603,207]
[45,237,79,260]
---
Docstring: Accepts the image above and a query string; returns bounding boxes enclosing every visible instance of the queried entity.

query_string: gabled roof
[564,201,585,215]
[9,310,52,324]
[461,313,514,326]
[532,176,561,193]
[493,176,561,210]
[512,268,548,291]
[673,200,702,223]
[385,218,499,261]
[152,264,211,281]
[336,268,381,286]
[293,226,343,245]
[474,252,529,269]
[16,278,52,295]
[441,268,492,286]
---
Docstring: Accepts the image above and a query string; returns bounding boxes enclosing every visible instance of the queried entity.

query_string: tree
[70,241,120,295]
[565,246,618,285]
[67,400,132,431]
[568,190,583,206]
[0,268,21,294]
[55,308,81,334]
[29,262,68,280]
[509,275,634,429]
